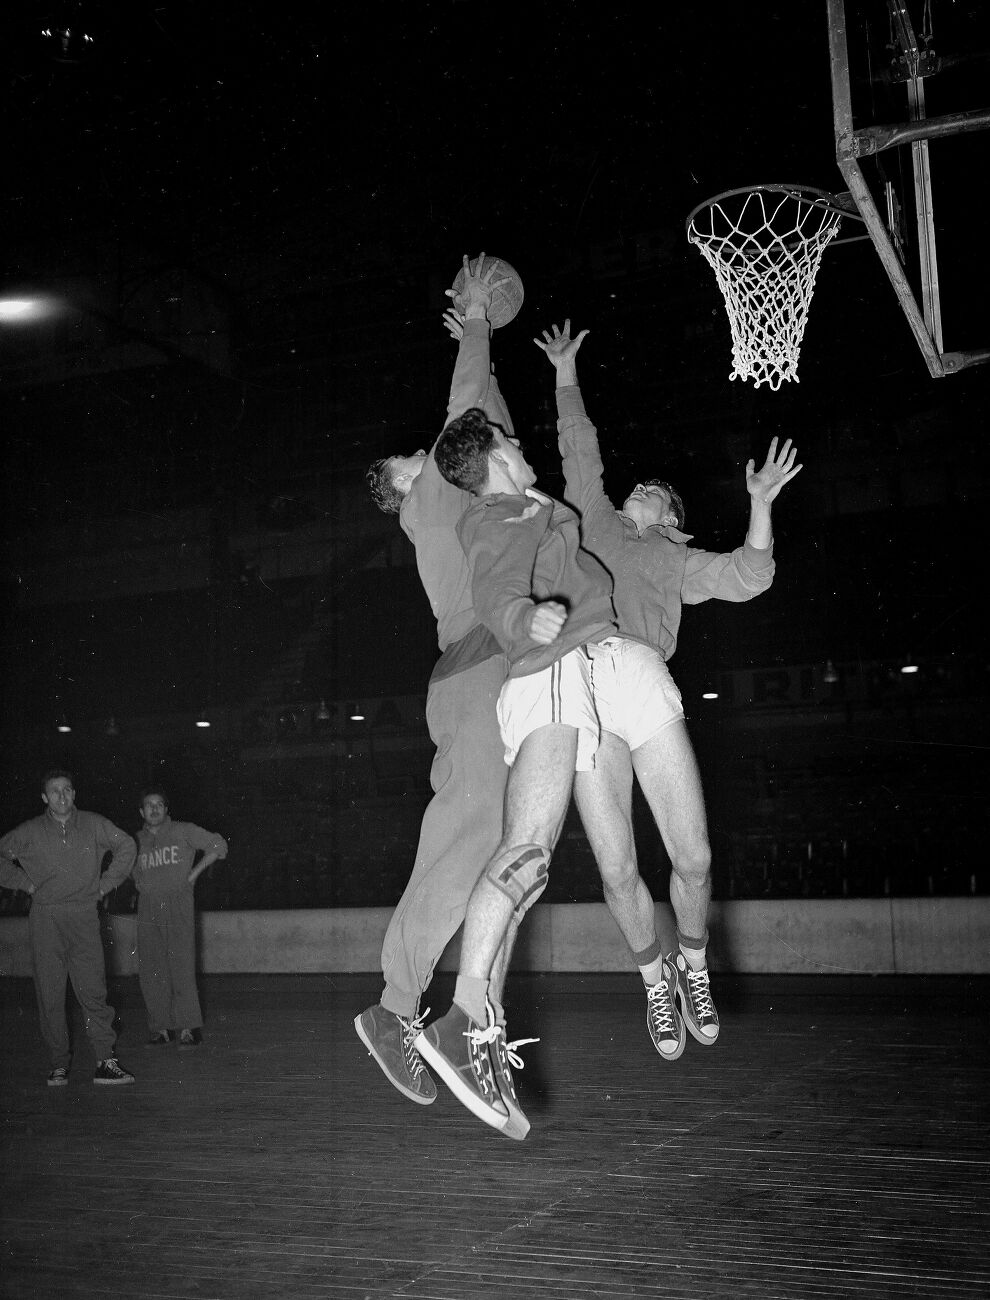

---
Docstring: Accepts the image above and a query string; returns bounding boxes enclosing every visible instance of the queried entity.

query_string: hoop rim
[685,183,863,234]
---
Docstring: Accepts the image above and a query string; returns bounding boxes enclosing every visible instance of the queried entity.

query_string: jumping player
[537,320,801,1060]
[354,255,519,1104]
[414,362,618,1139]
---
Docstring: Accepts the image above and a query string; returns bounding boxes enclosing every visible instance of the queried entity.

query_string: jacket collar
[618,513,693,543]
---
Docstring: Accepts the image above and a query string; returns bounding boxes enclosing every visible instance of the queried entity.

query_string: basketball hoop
[686,184,853,390]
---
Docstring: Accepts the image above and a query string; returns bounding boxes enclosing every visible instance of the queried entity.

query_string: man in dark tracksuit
[0,769,137,1086]
[133,787,228,1049]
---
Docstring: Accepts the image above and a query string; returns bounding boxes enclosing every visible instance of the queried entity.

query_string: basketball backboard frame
[826,0,990,377]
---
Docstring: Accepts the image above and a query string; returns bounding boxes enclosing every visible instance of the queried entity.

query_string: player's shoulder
[170,821,203,839]
[7,813,45,839]
[75,809,106,829]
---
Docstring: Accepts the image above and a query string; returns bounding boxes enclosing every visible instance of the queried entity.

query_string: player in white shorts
[413,363,616,1139]
[537,319,802,1064]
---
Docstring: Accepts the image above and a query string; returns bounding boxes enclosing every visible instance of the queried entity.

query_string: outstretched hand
[533,319,589,368]
[442,307,465,342]
[445,251,509,317]
[746,437,803,504]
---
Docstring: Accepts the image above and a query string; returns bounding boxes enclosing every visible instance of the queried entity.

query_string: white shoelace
[398,1008,430,1079]
[497,1027,540,1071]
[647,981,678,1035]
[468,1021,540,1070]
[685,968,715,1019]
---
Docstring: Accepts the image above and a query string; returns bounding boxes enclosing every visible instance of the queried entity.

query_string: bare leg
[488,920,519,1012]
[416,722,578,1131]
[630,719,711,943]
[573,730,662,954]
[574,729,686,1059]
[631,721,720,1044]
[459,722,578,983]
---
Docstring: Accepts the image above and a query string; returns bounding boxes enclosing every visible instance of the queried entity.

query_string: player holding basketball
[355,255,520,1105]
[536,319,801,1059]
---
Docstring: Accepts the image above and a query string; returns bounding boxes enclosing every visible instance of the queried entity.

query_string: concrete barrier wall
[1,898,988,978]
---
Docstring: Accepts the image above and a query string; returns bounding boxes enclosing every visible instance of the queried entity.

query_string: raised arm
[681,439,801,605]
[744,437,802,550]
[534,317,589,390]
[405,255,506,533]
[537,320,628,558]
[443,252,509,429]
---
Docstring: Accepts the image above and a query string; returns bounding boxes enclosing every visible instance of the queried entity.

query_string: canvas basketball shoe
[355,1004,437,1105]
[646,959,686,1060]
[93,1058,135,1085]
[415,1004,508,1131]
[487,1007,538,1141]
[672,952,720,1044]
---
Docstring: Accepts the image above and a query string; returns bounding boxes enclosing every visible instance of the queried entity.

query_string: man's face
[622,483,676,530]
[141,795,167,828]
[390,450,427,497]
[42,778,75,818]
[491,429,535,492]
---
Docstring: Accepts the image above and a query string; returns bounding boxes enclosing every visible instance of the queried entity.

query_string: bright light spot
[702,691,719,700]
[195,718,211,728]
[0,296,61,323]
[56,723,72,733]
[900,664,919,675]
[348,711,365,721]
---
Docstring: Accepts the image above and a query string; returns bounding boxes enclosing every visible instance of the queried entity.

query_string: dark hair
[435,408,497,493]
[365,457,404,515]
[139,786,169,806]
[643,479,686,529]
[42,768,74,789]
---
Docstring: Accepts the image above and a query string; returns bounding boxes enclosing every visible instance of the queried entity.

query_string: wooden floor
[1,971,988,1299]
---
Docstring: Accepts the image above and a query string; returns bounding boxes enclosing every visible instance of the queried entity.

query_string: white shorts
[587,637,684,751]
[497,646,601,771]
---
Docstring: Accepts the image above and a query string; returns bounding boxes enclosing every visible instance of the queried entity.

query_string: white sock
[678,942,707,973]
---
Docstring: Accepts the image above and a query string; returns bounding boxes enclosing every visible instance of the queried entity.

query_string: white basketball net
[687,188,844,390]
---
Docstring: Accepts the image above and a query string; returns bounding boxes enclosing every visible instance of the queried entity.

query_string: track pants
[29,902,116,1067]
[380,654,508,1019]
[136,889,202,1032]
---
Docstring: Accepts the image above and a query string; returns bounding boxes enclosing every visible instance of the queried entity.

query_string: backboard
[826,0,990,376]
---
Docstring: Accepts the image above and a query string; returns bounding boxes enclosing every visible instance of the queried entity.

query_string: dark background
[1,2,988,910]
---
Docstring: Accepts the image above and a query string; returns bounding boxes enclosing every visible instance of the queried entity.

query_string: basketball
[450,256,524,329]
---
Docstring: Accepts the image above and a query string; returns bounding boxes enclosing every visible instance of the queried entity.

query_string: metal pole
[826,0,946,377]
[887,0,945,355]
[906,79,944,351]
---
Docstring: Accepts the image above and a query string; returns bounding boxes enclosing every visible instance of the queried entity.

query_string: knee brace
[485,843,550,920]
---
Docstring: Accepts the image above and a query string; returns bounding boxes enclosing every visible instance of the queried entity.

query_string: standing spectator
[0,769,137,1087]
[133,786,228,1049]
